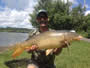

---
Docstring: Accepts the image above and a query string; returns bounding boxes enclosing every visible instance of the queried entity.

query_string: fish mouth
[78,35,83,40]
[74,35,83,41]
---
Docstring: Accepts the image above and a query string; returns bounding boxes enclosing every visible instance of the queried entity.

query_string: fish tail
[12,47,25,58]
[12,43,32,58]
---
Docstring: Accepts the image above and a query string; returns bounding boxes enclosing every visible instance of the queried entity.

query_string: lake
[0,32,29,46]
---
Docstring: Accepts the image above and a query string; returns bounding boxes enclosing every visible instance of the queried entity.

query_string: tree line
[29,0,90,37]
[0,27,32,33]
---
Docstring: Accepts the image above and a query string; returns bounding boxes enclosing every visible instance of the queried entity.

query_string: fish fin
[9,43,22,50]
[25,46,32,50]
[65,41,71,56]
[46,49,54,56]
[12,47,25,58]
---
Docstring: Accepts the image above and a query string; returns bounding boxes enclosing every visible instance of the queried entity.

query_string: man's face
[37,15,48,27]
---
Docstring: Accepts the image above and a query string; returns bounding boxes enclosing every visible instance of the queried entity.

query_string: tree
[71,4,86,31]
[29,0,87,32]
[30,0,72,30]
[85,14,90,38]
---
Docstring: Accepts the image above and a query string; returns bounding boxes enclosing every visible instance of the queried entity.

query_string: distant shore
[0,27,33,33]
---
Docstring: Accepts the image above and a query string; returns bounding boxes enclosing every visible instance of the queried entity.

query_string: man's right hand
[25,45,38,53]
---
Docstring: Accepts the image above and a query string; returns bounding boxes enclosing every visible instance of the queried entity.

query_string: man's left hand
[53,48,63,55]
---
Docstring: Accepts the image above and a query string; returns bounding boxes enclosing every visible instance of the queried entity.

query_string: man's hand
[53,48,62,55]
[26,45,38,53]
[53,42,70,55]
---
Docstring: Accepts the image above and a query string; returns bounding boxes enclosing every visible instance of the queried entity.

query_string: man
[26,9,62,68]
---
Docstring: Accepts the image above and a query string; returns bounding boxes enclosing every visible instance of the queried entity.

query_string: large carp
[0,30,83,58]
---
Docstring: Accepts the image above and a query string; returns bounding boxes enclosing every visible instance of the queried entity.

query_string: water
[0,32,29,46]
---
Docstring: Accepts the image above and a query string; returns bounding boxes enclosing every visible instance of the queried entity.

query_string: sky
[0,0,90,29]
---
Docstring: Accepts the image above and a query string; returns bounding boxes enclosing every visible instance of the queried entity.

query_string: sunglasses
[39,21,48,24]
[37,17,48,21]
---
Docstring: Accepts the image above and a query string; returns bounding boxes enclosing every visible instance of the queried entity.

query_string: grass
[55,41,90,68]
[0,41,90,68]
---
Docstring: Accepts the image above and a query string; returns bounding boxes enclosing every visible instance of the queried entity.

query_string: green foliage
[85,14,90,38]
[87,28,90,38]
[87,24,90,38]
[71,4,86,31]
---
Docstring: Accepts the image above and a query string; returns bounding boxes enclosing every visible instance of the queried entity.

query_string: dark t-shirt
[28,29,56,68]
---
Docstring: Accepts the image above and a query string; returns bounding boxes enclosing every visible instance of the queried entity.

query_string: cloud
[85,4,90,9]
[0,8,33,29]
[1,0,37,11]
[85,10,90,16]
[0,0,37,29]
[2,0,34,10]
[61,0,77,4]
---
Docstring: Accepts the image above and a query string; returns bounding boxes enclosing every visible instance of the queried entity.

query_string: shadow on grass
[4,58,30,68]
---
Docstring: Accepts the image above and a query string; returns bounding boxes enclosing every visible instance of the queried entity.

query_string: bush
[87,27,90,38]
